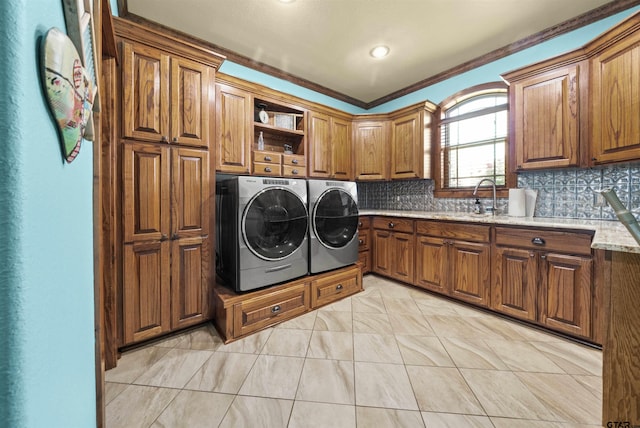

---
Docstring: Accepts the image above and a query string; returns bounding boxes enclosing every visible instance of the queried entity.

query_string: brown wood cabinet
[415,221,491,307]
[353,119,390,180]
[372,217,415,283]
[389,102,436,179]
[122,41,212,147]
[493,226,594,339]
[215,83,252,174]
[212,265,361,343]
[113,19,222,349]
[308,111,352,179]
[503,62,586,170]
[357,217,371,274]
[590,14,640,164]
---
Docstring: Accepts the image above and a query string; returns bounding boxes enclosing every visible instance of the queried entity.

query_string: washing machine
[307,179,359,274]
[216,176,309,292]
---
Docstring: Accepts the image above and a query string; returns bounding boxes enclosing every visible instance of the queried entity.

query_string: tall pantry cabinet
[114,19,224,346]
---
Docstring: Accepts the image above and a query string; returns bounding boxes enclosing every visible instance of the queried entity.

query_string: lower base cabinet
[493,226,594,340]
[213,264,362,343]
[372,217,415,283]
[414,220,491,307]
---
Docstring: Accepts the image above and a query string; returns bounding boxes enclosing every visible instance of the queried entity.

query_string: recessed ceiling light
[370,45,390,59]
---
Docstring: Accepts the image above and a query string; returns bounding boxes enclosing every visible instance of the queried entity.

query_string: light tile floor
[105,275,603,428]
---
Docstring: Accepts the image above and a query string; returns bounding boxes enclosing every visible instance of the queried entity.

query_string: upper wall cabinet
[503,61,587,170]
[308,110,352,180]
[353,118,390,181]
[121,41,213,148]
[215,83,253,174]
[590,13,640,164]
[389,102,436,179]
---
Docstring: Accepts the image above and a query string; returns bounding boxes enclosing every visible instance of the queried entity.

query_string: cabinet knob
[172,137,179,143]
[531,237,545,246]
[358,222,363,227]
[264,167,272,173]
[336,284,343,291]
[271,305,281,313]
[529,252,535,258]
[292,159,299,165]
[540,254,547,260]
[292,169,299,175]
[517,165,522,169]
[389,222,395,228]
[161,136,169,143]
[160,234,168,242]
[592,157,597,161]
[359,239,364,244]
[171,233,179,240]
[264,156,272,162]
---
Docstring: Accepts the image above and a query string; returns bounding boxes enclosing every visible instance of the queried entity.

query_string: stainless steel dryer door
[312,189,359,249]
[242,187,308,261]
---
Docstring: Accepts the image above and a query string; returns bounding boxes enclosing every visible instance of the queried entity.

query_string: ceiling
[123,0,636,108]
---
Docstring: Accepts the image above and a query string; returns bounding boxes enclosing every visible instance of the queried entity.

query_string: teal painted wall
[220,6,640,113]
[0,0,96,427]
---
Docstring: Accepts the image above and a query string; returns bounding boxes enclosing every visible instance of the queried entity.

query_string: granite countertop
[359,209,640,254]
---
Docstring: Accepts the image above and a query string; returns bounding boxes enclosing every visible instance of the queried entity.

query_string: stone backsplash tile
[357,162,640,221]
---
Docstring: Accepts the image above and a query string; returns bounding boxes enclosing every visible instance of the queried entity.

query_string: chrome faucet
[473,178,497,215]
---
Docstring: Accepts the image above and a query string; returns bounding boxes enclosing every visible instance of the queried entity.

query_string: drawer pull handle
[264,156,272,162]
[389,222,395,228]
[264,167,272,173]
[271,305,281,313]
[531,237,545,246]
[336,284,343,291]
[292,159,299,164]
[292,169,299,175]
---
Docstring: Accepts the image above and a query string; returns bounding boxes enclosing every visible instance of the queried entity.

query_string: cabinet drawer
[253,162,282,176]
[254,151,282,164]
[358,231,370,250]
[372,216,414,233]
[358,217,370,229]
[282,165,305,177]
[283,154,306,167]
[311,265,362,308]
[416,221,490,243]
[233,282,309,337]
[495,226,593,255]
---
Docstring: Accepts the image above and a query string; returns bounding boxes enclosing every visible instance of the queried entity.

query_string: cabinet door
[121,41,170,142]
[372,229,392,276]
[170,57,211,147]
[415,235,447,294]
[539,253,592,338]
[308,111,331,178]
[171,236,210,329]
[171,148,210,239]
[391,232,415,283]
[449,241,490,307]
[215,84,252,173]
[122,241,171,345]
[331,116,352,180]
[512,65,580,169]
[354,121,389,180]
[591,41,640,164]
[122,142,171,243]
[391,111,421,179]
[492,247,538,320]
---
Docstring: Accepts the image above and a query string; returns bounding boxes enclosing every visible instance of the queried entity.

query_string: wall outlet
[593,191,607,208]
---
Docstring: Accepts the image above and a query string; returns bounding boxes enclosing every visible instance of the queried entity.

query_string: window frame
[433,81,515,198]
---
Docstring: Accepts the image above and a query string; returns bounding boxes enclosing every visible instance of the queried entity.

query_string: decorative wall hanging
[62,0,100,140]
[41,27,95,163]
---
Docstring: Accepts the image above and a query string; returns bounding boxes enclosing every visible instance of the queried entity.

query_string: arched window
[435,82,514,196]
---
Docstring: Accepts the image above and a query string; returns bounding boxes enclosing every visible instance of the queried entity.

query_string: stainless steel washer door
[312,188,359,249]
[242,187,308,261]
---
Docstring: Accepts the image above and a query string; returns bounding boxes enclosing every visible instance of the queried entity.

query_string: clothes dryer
[216,176,308,292]
[307,179,359,274]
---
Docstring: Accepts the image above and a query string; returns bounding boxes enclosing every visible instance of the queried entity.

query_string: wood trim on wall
[118,0,640,109]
